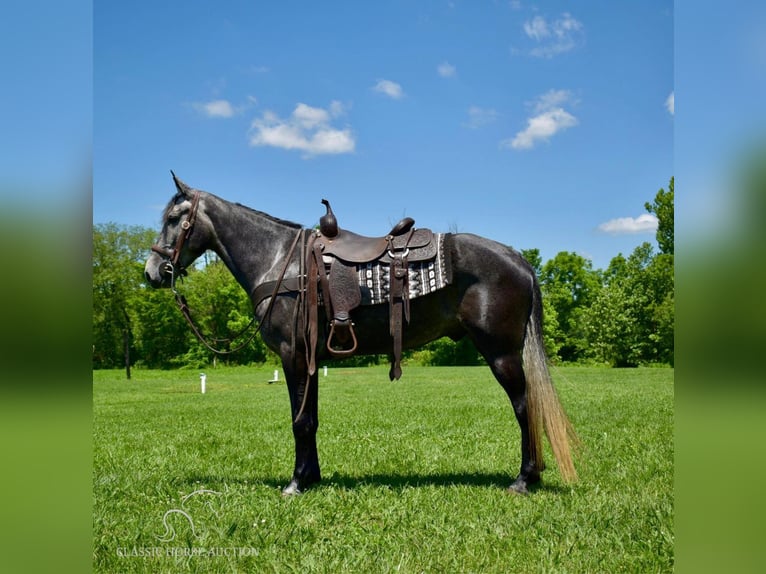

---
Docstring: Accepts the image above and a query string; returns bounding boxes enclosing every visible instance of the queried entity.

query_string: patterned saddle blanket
[350,233,451,305]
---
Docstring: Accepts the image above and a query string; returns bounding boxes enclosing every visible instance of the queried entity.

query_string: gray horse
[144,173,578,495]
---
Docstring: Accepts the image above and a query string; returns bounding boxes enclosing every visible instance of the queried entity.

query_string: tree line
[93,178,673,372]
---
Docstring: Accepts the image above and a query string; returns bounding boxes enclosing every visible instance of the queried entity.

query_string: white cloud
[524,16,549,41]
[437,61,456,78]
[292,103,330,128]
[665,91,674,115]
[524,12,584,58]
[597,214,659,235]
[329,100,347,117]
[373,79,404,99]
[533,89,572,112]
[193,99,237,118]
[503,89,578,150]
[248,101,354,157]
[463,106,499,129]
[191,97,258,119]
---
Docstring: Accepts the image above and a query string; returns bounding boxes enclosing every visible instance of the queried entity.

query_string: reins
[152,189,304,356]
[169,227,304,356]
[152,190,312,424]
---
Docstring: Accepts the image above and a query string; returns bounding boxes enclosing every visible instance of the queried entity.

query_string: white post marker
[274,369,279,382]
[323,365,328,377]
[200,373,206,394]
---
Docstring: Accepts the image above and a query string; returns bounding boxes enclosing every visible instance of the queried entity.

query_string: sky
[2,2,766,564]
[91,1,675,270]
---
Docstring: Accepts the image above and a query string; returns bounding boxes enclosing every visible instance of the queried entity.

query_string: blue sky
[93,1,675,270]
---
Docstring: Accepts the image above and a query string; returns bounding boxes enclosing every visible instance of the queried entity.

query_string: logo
[115,488,259,559]
[156,488,221,542]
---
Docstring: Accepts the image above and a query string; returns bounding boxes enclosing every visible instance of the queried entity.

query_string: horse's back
[449,232,536,286]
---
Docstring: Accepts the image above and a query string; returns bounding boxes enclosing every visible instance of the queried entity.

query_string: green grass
[93,365,673,573]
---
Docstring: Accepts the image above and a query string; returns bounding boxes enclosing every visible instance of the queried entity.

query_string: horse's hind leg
[487,352,541,494]
[281,356,321,496]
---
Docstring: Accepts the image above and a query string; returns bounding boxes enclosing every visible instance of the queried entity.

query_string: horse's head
[144,172,209,288]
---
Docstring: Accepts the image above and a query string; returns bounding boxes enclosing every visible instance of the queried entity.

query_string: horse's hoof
[281,479,303,496]
[507,481,530,495]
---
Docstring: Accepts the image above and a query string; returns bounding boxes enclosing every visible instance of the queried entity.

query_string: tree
[520,247,561,357]
[180,257,272,366]
[583,282,643,366]
[132,286,193,368]
[583,242,674,366]
[415,337,482,366]
[645,177,674,255]
[520,247,542,277]
[540,252,601,362]
[644,252,674,365]
[92,224,156,373]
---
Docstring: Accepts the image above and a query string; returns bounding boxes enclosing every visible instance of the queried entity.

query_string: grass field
[93,365,673,573]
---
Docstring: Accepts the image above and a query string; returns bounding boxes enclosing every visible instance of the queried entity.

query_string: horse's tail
[523,276,580,484]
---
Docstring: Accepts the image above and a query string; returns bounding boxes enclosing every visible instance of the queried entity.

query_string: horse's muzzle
[144,253,176,289]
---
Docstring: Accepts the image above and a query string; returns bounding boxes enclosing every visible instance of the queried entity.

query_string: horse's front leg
[281,354,321,496]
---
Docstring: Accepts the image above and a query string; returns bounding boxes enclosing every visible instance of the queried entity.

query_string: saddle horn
[319,199,339,238]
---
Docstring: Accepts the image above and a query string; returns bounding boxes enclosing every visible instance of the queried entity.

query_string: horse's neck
[204,194,301,298]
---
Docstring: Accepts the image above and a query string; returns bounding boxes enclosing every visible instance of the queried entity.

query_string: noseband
[151,190,202,280]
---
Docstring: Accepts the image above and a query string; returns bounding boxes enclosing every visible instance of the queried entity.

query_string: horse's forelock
[161,192,189,223]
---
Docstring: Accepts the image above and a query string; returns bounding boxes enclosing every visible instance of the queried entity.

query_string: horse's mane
[161,190,303,230]
[233,202,303,229]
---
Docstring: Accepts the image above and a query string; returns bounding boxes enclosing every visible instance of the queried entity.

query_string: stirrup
[326,319,358,357]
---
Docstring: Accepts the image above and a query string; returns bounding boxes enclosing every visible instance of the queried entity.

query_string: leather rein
[150,190,303,355]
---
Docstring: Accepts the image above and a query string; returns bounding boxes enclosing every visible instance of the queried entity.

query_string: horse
[144,173,579,496]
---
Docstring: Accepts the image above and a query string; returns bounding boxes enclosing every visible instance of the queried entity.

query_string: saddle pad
[357,233,451,305]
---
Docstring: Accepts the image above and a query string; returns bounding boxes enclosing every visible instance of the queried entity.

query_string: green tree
[584,242,674,366]
[540,252,602,362]
[583,282,643,366]
[645,176,674,255]
[541,295,564,360]
[132,286,192,368]
[644,252,674,365]
[179,256,272,366]
[92,224,156,373]
[520,247,561,357]
[520,247,542,277]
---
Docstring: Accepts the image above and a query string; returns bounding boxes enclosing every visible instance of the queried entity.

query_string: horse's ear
[170,170,192,197]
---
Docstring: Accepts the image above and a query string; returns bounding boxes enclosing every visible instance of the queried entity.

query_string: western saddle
[303,199,437,380]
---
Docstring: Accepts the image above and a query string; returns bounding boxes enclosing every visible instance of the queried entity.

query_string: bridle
[150,189,303,355]
[150,190,202,278]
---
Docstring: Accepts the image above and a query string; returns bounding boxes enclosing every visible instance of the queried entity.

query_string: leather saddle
[305,199,437,380]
